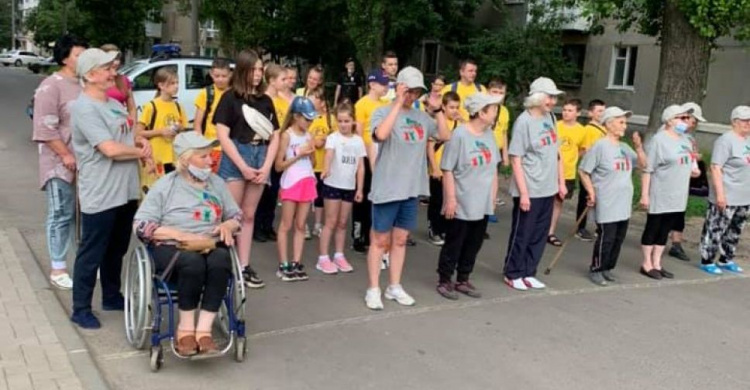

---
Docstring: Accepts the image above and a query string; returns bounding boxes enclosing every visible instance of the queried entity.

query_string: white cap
[173,132,219,157]
[600,106,632,125]
[464,93,503,116]
[681,102,706,122]
[76,48,118,78]
[661,104,693,123]
[731,105,750,121]
[528,77,564,96]
[396,66,427,90]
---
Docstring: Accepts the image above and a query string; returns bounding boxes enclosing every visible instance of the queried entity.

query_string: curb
[7,228,111,390]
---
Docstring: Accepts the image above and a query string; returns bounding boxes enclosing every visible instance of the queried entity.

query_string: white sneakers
[505,276,546,291]
[365,284,415,310]
[50,273,73,290]
[365,288,384,310]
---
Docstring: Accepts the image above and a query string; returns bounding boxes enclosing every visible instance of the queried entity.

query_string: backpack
[148,100,183,130]
[27,98,34,119]
[200,85,215,134]
[450,82,482,94]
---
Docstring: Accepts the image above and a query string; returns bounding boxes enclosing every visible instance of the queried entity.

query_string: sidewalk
[0,229,107,390]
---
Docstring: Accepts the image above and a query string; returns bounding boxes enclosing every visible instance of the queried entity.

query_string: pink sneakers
[316,258,338,274]
[333,255,353,273]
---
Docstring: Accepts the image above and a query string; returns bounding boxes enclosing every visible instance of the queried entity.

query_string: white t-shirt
[324,132,367,190]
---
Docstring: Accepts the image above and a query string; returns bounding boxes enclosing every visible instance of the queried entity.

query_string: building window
[561,43,586,87]
[420,40,440,79]
[608,46,638,89]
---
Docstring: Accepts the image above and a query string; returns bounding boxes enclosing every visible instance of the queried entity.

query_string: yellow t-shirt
[138,98,188,165]
[582,122,607,150]
[194,85,226,150]
[272,96,291,128]
[355,95,388,147]
[433,119,460,171]
[310,114,338,172]
[441,82,487,121]
[492,105,510,150]
[557,121,587,180]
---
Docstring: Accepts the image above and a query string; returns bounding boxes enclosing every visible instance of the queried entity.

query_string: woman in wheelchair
[134,132,242,356]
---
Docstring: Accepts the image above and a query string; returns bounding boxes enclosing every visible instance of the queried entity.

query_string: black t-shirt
[337,71,362,104]
[212,89,279,143]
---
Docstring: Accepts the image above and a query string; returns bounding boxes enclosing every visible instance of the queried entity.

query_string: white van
[122,57,223,127]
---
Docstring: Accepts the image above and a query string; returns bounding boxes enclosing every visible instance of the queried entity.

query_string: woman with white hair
[698,106,750,275]
[578,107,646,286]
[134,132,241,356]
[503,77,567,291]
[639,104,700,280]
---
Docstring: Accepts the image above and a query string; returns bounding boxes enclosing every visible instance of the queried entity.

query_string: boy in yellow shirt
[548,98,587,246]
[193,58,231,172]
[575,99,607,241]
[135,67,188,193]
[351,70,389,252]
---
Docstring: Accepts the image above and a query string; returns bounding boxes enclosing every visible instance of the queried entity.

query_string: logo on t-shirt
[613,148,632,172]
[470,141,493,167]
[402,118,425,142]
[193,191,222,223]
[110,108,132,134]
[539,122,557,147]
[743,145,750,164]
[677,145,694,165]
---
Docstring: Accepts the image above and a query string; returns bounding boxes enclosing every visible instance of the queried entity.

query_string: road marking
[97,273,746,362]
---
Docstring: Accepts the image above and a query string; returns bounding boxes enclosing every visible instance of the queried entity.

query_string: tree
[0,0,12,49]
[574,0,750,132]
[24,0,84,48]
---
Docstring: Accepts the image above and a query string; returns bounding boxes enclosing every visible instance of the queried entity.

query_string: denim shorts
[371,197,419,233]
[322,183,355,203]
[218,140,268,182]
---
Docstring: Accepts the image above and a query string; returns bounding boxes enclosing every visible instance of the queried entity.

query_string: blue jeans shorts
[218,140,268,182]
[371,197,419,233]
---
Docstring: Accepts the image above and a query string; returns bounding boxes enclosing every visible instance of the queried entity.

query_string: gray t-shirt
[134,173,241,236]
[369,105,438,204]
[71,94,140,214]
[579,138,637,224]
[644,130,694,214]
[709,131,750,206]
[440,125,500,221]
[508,111,559,198]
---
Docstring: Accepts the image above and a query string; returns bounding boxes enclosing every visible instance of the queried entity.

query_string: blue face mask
[675,122,689,134]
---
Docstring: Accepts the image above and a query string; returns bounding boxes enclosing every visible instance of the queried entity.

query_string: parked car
[27,56,56,74]
[0,51,42,67]
[122,56,233,126]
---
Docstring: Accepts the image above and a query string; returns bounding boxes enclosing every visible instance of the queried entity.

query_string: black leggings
[641,212,682,246]
[152,245,231,312]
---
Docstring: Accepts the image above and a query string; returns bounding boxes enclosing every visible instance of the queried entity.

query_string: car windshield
[120,61,148,76]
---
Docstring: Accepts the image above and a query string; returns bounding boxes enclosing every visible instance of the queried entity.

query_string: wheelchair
[123,238,247,372]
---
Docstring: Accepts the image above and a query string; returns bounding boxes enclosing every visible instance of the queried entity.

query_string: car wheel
[14,60,22,67]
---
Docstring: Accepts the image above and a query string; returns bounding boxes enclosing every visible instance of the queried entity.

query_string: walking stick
[543,206,590,275]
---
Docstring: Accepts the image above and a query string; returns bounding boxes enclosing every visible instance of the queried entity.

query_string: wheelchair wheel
[149,345,163,372]
[216,246,247,337]
[125,241,152,349]
[234,337,247,362]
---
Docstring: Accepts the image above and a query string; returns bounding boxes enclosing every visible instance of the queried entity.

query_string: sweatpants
[576,181,589,231]
[351,158,372,246]
[72,201,137,316]
[257,168,282,232]
[699,203,750,264]
[437,217,489,283]
[152,245,232,312]
[590,220,629,272]
[428,177,447,236]
[503,196,554,280]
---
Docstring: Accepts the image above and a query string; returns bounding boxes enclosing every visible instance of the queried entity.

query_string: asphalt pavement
[2,66,749,390]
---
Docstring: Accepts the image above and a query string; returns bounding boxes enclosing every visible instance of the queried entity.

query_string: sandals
[196,332,219,355]
[176,331,198,356]
[547,235,563,247]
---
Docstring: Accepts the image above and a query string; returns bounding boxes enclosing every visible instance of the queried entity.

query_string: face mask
[188,164,212,181]
[675,122,689,134]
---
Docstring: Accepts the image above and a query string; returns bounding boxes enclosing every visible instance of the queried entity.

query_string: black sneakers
[293,263,309,281]
[243,266,265,288]
[576,229,595,242]
[668,245,690,261]
[276,263,309,282]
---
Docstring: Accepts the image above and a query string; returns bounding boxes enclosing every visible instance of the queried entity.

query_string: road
[2,66,749,390]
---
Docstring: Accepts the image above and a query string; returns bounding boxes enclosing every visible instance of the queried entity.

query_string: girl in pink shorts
[274,97,319,282]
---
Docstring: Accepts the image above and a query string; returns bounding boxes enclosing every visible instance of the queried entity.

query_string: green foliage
[26,0,160,50]
[575,0,750,42]
[0,0,12,49]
